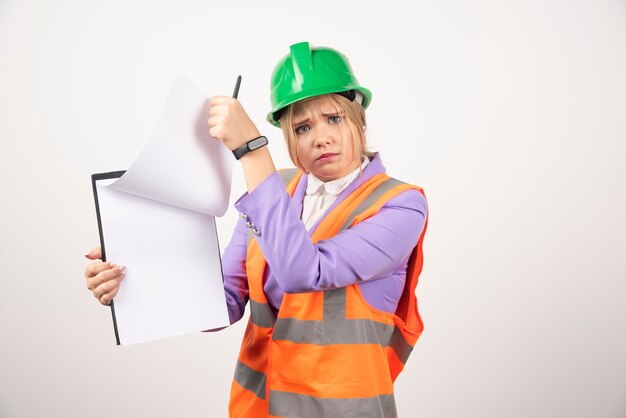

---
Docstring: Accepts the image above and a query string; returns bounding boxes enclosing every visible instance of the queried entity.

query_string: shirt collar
[306,157,370,196]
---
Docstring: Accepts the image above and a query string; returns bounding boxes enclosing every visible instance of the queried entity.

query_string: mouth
[317,153,338,161]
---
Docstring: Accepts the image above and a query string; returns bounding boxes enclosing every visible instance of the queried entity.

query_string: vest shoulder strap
[339,177,406,232]
[278,168,299,186]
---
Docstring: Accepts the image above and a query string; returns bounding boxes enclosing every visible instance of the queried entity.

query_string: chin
[315,171,342,181]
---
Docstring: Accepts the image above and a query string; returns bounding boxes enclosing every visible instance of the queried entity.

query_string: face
[291,96,362,181]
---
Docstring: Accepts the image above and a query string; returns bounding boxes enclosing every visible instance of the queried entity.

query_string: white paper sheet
[92,77,233,345]
[110,76,233,216]
[96,179,229,345]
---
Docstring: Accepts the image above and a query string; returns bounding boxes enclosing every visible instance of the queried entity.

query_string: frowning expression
[292,96,361,181]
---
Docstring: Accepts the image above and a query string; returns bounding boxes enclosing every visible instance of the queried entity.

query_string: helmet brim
[266,86,372,128]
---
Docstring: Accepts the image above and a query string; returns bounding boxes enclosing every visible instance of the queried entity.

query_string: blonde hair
[280,94,374,171]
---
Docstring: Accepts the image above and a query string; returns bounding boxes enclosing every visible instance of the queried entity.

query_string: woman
[85,42,428,418]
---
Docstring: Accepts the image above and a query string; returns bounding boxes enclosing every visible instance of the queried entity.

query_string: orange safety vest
[229,169,428,418]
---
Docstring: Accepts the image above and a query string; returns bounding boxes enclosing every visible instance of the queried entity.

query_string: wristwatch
[232,136,268,160]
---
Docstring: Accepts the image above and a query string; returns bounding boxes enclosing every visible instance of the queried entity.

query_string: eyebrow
[293,117,310,126]
[293,111,344,126]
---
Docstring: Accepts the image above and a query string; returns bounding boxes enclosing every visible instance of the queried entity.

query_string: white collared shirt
[301,158,370,231]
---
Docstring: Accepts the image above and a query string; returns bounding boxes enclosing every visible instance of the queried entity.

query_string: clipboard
[92,170,126,344]
[91,170,230,345]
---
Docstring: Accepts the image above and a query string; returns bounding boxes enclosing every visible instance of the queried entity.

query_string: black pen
[232,75,242,99]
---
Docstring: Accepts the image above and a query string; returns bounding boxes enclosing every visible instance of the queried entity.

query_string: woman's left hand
[208,96,261,151]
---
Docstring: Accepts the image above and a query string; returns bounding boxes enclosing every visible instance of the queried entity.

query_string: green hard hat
[267,42,372,127]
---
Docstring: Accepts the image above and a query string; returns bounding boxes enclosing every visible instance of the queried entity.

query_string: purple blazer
[221,153,428,324]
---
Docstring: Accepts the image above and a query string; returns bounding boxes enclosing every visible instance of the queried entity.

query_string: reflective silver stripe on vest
[389,327,414,364]
[250,299,276,328]
[234,360,266,400]
[278,168,299,185]
[269,390,397,418]
[340,178,405,231]
[273,317,413,364]
[323,288,346,320]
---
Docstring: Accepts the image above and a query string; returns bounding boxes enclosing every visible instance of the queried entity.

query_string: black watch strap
[232,136,268,160]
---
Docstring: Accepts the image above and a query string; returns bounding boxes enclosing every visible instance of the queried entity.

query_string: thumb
[83,246,102,260]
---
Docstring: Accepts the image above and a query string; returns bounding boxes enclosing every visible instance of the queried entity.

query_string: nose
[312,123,333,148]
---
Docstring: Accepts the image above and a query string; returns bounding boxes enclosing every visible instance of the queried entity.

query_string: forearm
[240,146,277,193]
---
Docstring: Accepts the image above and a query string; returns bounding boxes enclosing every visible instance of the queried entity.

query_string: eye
[328,115,342,124]
[295,124,310,134]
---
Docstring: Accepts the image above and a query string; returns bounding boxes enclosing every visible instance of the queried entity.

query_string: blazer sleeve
[220,217,250,324]
[234,171,427,294]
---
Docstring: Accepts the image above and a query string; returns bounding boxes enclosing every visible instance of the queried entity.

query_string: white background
[1,1,625,417]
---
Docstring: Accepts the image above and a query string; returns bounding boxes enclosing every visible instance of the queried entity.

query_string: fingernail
[117,265,126,273]
[109,262,117,268]
[119,273,126,280]
[83,251,91,257]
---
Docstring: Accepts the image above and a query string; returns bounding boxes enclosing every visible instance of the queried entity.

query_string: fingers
[207,103,229,140]
[208,101,231,117]
[99,284,120,306]
[210,95,235,106]
[207,101,236,138]
[86,263,126,291]
[84,246,102,260]
[207,112,223,131]
[94,275,124,306]
[85,260,116,282]
[208,104,222,118]
[83,245,125,306]
[208,98,235,124]
[208,119,225,141]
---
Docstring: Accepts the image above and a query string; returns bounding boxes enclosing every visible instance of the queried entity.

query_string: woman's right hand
[84,246,126,306]
[208,96,261,152]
